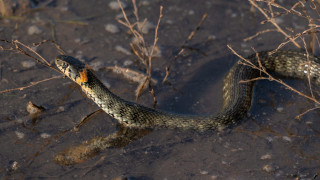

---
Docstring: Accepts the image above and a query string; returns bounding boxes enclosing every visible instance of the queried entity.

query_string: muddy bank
[0,0,319,179]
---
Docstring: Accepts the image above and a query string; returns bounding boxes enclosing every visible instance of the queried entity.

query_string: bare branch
[0,76,62,93]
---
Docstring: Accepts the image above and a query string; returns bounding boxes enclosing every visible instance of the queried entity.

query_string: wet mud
[0,0,319,179]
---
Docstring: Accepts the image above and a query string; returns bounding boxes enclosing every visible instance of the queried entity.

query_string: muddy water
[0,0,319,179]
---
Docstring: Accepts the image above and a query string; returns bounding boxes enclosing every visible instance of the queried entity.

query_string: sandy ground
[0,0,319,179]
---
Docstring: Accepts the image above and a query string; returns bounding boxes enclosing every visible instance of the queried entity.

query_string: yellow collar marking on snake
[76,69,88,84]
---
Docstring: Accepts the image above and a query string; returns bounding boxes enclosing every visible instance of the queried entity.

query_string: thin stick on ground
[0,76,62,93]
[0,40,66,94]
[33,39,66,55]
[248,0,301,49]
[242,0,320,118]
[227,45,320,118]
[162,13,208,83]
[0,39,62,73]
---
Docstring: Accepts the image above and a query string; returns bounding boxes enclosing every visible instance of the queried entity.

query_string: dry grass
[116,0,163,107]
[230,0,320,118]
[1,0,319,120]
[0,40,65,93]
[116,0,207,107]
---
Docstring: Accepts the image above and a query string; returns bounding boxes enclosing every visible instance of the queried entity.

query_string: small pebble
[241,43,248,48]
[15,131,25,139]
[306,121,312,125]
[231,13,237,18]
[208,35,216,40]
[74,38,90,45]
[16,118,24,123]
[26,101,45,115]
[11,161,19,171]
[66,49,74,54]
[188,10,195,15]
[141,0,150,6]
[115,45,132,55]
[90,61,104,71]
[211,175,218,180]
[57,106,65,113]
[275,17,284,24]
[8,161,19,172]
[27,25,42,35]
[282,136,292,142]
[260,154,272,160]
[115,12,124,19]
[221,160,227,165]
[21,61,36,68]
[60,6,69,12]
[74,38,81,44]
[262,164,274,172]
[123,59,133,66]
[200,170,208,175]
[266,136,273,142]
[105,24,120,34]
[165,20,175,25]
[1,78,8,83]
[137,21,154,34]
[109,1,126,10]
[276,106,284,112]
[40,133,51,139]
[102,80,111,89]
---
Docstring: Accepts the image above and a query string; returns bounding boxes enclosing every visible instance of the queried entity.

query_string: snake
[55,50,320,131]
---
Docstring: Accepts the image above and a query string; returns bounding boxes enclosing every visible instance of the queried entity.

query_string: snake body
[55,50,320,131]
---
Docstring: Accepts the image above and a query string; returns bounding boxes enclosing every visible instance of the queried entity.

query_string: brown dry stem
[240,0,320,118]
[0,76,62,93]
[0,40,65,94]
[227,45,320,119]
[162,13,208,83]
[248,0,303,50]
[116,0,163,107]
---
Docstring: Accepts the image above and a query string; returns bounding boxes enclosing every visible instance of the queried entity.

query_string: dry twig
[116,0,163,107]
[162,13,208,83]
[0,76,62,93]
[240,0,320,118]
[0,40,64,93]
[228,45,320,119]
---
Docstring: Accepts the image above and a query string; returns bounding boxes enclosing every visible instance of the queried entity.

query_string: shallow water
[0,0,319,179]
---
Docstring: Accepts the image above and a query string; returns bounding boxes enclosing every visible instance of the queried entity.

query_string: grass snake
[55,50,320,131]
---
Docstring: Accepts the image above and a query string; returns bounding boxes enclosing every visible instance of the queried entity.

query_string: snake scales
[55,50,320,131]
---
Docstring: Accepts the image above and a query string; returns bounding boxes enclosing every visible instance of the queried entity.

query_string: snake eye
[67,65,80,80]
[61,63,68,70]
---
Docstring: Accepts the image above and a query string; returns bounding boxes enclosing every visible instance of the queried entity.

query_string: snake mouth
[55,59,68,73]
[55,55,86,69]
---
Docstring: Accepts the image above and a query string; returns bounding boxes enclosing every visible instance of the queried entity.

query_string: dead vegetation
[115,0,162,106]
[0,0,320,119]
[229,0,320,119]
[113,0,207,107]
[0,0,319,173]
[0,40,64,93]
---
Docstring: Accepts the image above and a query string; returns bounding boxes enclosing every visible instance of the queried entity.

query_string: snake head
[55,55,88,84]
